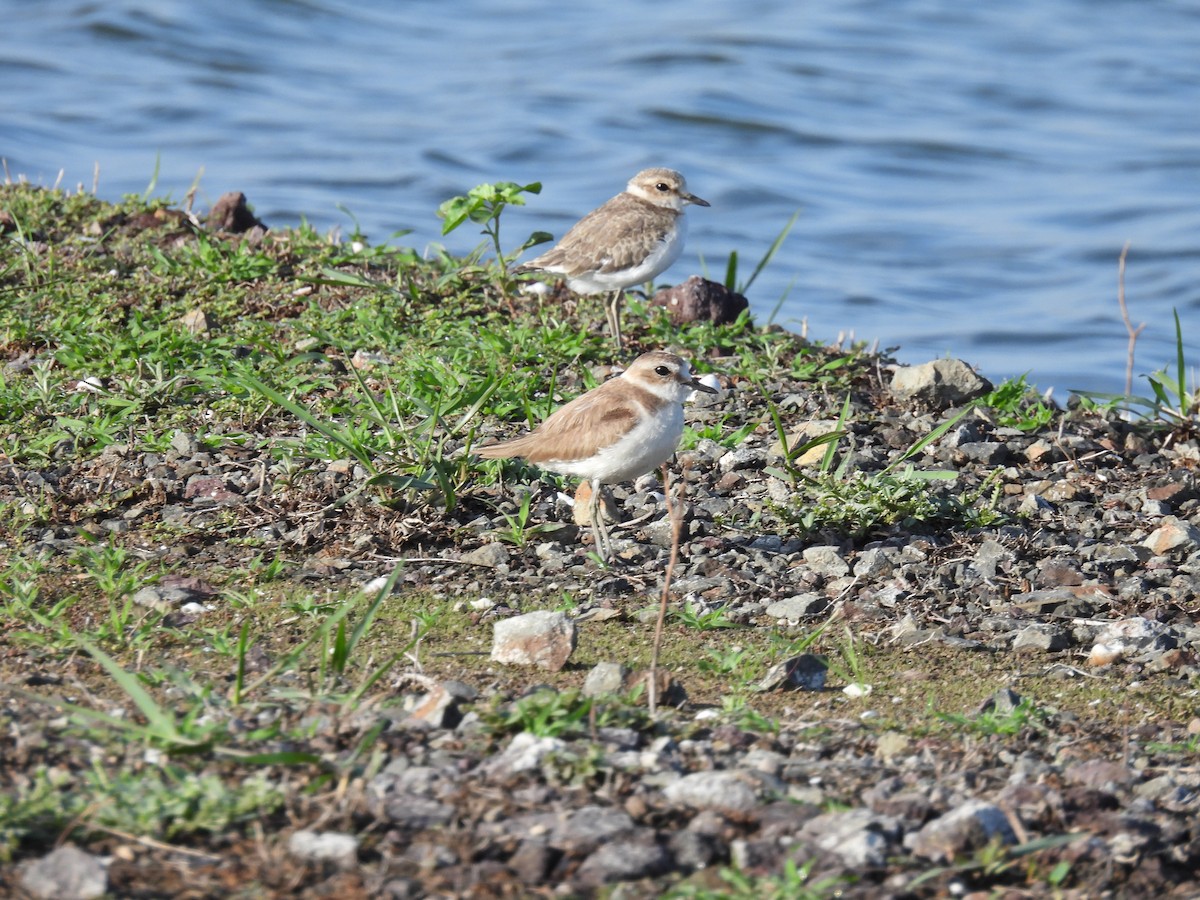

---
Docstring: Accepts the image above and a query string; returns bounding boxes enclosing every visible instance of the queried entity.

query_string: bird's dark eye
[655,182,669,192]
[654,365,671,377]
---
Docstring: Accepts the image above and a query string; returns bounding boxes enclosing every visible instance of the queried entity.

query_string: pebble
[20,846,108,900]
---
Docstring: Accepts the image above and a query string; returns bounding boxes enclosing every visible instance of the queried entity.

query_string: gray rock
[973,540,1015,579]
[463,542,511,568]
[663,771,760,814]
[800,808,900,868]
[21,845,108,900]
[717,447,767,473]
[551,805,636,853]
[574,840,673,888]
[1144,516,1200,555]
[909,800,1016,862]
[803,545,851,577]
[890,358,992,408]
[287,830,359,870]
[491,610,577,671]
[757,654,828,691]
[764,593,828,620]
[582,661,628,697]
[480,732,568,778]
[1012,624,1070,652]
[853,547,895,579]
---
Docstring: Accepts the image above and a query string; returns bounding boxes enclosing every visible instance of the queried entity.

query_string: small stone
[21,845,108,900]
[491,610,577,671]
[480,732,568,778]
[1011,624,1069,652]
[1144,516,1200,555]
[909,800,1016,863]
[890,359,992,408]
[573,840,674,888]
[287,830,359,870]
[800,808,900,867]
[463,543,510,568]
[178,308,211,335]
[803,545,851,577]
[582,661,628,697]
[648,274,749,325]
[757,654,828,691]
[663,771,759,814]
[773,421,841,467]
[764,594,828,620]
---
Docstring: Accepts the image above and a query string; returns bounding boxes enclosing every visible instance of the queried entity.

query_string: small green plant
[1078,308,1198,430]
[149,231,275,282]
[720,694,779,733]
[936,697,1049,737]
[981,374,1055,431]
[438,180,550,276]
[767,398,1005,536]
[824,625,871,697]
[673,600,737,631]
[493,688,594,738]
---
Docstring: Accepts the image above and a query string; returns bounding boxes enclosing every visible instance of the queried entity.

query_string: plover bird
[477,351,717,561]
[518,168,709,349]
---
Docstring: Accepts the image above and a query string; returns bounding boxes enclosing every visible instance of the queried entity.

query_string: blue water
[5,0,1199,396]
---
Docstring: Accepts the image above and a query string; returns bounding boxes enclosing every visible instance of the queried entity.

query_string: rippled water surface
[6,0,1200,394]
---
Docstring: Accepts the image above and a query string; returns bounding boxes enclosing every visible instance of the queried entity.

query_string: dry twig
[1117,240,1143,396]
[648,462,686,717]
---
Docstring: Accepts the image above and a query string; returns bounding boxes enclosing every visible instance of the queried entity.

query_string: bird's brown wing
[476,380,641,464]
[524,196,674,277]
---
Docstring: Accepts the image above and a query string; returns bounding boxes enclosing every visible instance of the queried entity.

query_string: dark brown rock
[649,275,749,325]
[207,191,266,234]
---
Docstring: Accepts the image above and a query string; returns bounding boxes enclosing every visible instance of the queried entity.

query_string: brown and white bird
[518,168,710,349]
[477,351,717,560]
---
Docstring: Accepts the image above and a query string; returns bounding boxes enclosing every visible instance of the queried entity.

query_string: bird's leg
[605,290,624,351]
[587,478,613,563]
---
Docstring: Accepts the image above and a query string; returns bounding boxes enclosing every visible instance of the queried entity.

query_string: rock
[573,840,674,888]
[803,545,851,577]
[287,830,359,870]
[480,732,568,778]
[491,610,577,671]
[890,358,992,408]
[582,661,628,697]
[552,805,636,853]
[648,275,749,325]
[1144,516,1200,555]
[179,308,212,335]
[764,593,828,620]
[800,808,900,868]
[717,446,767,473]
[909,800,1016,862]
[463,542,511,568]
[207,190,266,233]
[773,421,842,467]
[1064,759,1135,792]
[1087,616,1177,666]
[663,771,760,814]
[972,540,1015,578]
[1011,624,1070,652]
[395,676,462,728]
[757,654,828,691]
[20,845,108,900]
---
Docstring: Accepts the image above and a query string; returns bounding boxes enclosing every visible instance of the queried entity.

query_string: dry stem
[1117,240,1142,396]
[648,462,686,717]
